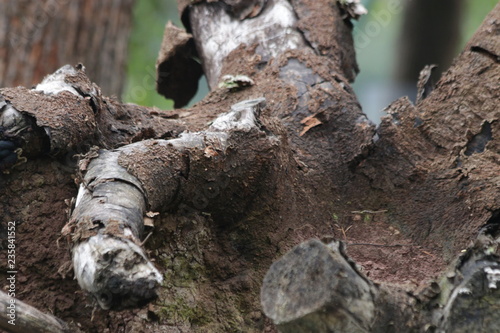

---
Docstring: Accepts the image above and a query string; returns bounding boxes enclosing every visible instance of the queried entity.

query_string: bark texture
[0,0,498,332]
[0,0,134,96]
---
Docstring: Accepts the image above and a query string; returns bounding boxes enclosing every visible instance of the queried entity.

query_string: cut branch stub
[69,148,163,310]
[72,234,163,310]
[261,239,376,332]
[0,65,100,155]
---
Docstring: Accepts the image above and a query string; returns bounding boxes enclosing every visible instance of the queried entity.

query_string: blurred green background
[352,0,497,123]
[123,0,497,122]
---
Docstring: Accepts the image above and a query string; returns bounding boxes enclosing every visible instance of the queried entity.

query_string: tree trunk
[0,0,498,332]
[0,0,134,96]
[395,0,464,87]
[0,290,82,333]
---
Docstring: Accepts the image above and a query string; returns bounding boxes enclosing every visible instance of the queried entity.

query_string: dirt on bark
[0,113,446,333]
[1,1,497,331]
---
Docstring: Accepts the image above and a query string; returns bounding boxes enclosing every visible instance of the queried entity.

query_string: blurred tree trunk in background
[396,0,464,92]
[0,0,135,96]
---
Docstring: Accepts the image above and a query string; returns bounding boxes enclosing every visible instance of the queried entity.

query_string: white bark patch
[74,184,86,208]
[34,65,81,96]
[457,287,472,295]
[484,267,500,289]
[167,98,266,149]
[166,132,206,149]
[210,98,265,131]
[191,0,307,88]
[338,0,368,19]
[0,104,27,131]
[218,74,255,89]
[73,234,163,310]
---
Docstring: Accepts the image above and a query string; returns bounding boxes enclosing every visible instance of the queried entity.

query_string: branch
[0,291,81,333]
[66,97,280,309]
[189,0,307,89]
[261,239,418,332]
[0,64,186,167]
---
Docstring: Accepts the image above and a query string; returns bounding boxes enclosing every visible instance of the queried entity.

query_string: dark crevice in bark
[470,45,500,62]
[464,121,492,156]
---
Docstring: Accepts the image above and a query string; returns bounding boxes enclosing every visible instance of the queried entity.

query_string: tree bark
[0,0,498,332]
[0,0,134,97]
[0,290,81,333]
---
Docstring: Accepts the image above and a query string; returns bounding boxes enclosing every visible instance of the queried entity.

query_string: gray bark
[67,97,275,310]
[0,291,80,333]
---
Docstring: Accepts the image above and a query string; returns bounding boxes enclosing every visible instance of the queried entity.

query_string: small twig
[346,242,412,248]
[141,232,153,246]
[91,306,97,322]
[420,250,435,257]
[335,224,352,241]
[350,210,388,214]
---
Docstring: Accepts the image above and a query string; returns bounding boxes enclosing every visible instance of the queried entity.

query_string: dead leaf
[144,211,159,227]
[144,217,155,228]
[146,211,159,218]
[299,115,322,136]
[204,146,219,157]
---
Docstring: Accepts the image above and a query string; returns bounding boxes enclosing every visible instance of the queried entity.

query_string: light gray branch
[68,98,267,310]
[190,0,307,88]
[0,291,79,333]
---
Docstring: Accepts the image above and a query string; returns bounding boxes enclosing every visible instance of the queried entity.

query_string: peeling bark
[156,22,203,108]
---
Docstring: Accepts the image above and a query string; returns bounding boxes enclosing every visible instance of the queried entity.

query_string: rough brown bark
[0,0,498,332]
[0,0,134,96]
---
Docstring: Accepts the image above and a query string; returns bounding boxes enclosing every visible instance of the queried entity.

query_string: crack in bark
[471,46,500,62]
[464,121,492,156]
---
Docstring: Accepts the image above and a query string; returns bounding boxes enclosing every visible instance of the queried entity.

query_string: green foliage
[123,0,180,109]
[462,0,498,45]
